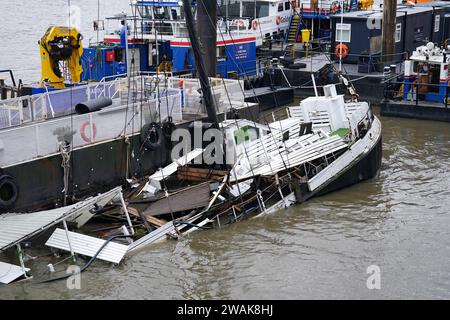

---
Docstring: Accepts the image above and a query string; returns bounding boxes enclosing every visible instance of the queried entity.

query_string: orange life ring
[335,44,349,59]
[178,80,192,94]
[80,120,97,143]
[237,19,245,28]
[252,19,259,31]
[276,16,281,25]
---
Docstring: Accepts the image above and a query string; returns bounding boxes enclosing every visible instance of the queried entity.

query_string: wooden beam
[382,0,397,63]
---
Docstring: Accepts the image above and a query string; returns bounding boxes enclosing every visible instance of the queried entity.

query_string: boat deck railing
[105,16,258,40]
[0,73,246,130]
[384,73,450,107]
[0,74,184,130]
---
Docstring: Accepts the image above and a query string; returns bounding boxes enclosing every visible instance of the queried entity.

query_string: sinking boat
[0,73,257,213]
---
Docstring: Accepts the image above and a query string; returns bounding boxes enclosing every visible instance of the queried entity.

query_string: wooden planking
[142,182,211,217]
[176,166,227,182]
[128,207,167,228]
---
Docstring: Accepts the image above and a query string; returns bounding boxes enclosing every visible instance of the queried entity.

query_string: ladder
[286,15,301,43]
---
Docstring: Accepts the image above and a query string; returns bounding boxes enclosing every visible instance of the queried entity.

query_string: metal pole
[311,74,318,97]
[16,244,30,279]
[197,0,217,77]
[119,191,135,235]
[62,220,76,261]
[182,0,219,127]
[339,0,343,72]
[124,14,131,80]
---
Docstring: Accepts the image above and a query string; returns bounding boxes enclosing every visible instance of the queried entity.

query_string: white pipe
[62,220,75,260]
[311,74,318,97]
[119,192,135,235]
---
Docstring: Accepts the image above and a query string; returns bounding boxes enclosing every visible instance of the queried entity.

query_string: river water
[1,1,450,300]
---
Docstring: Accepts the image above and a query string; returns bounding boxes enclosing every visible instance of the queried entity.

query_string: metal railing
[384,74,450,107]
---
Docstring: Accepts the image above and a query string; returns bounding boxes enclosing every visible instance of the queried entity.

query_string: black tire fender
[141,122,165,151]
[0,174,19,211]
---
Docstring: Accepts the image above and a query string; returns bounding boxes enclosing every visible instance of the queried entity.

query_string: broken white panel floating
[68,186,123,228]
[0,186,124,253]
[0,261,30,284]
[127,220,180,254]
[127,213,203,254]
[140,148,204,196]
[45,228,129,264]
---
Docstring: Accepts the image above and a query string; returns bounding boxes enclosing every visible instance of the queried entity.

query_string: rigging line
[251,17,293,170]
[155,10,162,125]
[197,3,282,177]
[210,3,289,174]
[196,1,261,179]
[67,0,75,205]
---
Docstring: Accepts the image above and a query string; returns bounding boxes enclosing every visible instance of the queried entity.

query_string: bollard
[0,79,7,100]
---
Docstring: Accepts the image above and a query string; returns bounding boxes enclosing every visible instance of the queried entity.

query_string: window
[218,0,240,17]
[335,23,351,42]
[278,3,284,12]
[395,23,401,43]
[240,1,270,18]
[435,15,440,33]
[285,1,291,11]
[217,46,226,58]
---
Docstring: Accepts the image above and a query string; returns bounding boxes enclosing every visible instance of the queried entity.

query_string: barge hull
[380,101,450,122]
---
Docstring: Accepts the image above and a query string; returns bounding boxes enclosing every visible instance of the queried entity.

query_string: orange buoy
[335,43,349,59]
[276,16,281,25]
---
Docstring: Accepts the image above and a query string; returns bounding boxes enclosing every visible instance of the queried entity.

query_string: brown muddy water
[1,1,450,300]
[1,108,449,300]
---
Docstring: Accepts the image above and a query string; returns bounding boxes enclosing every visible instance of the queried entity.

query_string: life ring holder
[178,80,193,94]
[335,43,349,59]
[252,19,259,31]
[80,120,97,143]
[0,173,19,211]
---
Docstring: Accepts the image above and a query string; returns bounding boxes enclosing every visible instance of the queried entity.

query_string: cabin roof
[331,5,434,20]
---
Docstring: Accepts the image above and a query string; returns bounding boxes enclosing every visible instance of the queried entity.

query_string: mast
[197,0,217,77]
[181,0,219,127]
[382,0,397,63]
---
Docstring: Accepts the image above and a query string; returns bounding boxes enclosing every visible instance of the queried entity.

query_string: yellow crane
[39,26,83,88]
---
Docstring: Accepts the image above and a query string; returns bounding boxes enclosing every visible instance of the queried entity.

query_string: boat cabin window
[278,3,284,12]
[137,6,152,19]
[413,62,429,74]
[219,1,241,17]
[395,23,401,43]
[285,1,291,10]
[336,23,351,43]
[219,1,270,18]
[153,6,170,20]
[243,1,270,18]
[137,6,172,20]
[435,15,440,33]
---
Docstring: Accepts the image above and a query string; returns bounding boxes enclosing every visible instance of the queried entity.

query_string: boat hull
[316,132,382,196]
[380,100,450,122]
[2,135,170,213]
